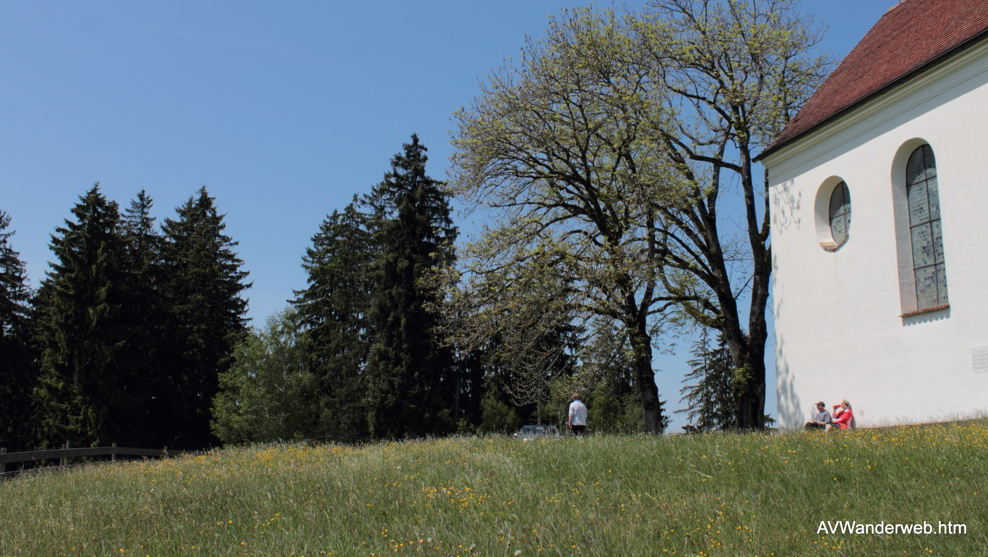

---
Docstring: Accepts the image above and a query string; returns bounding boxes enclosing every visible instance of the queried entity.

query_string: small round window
[828,181,851,247]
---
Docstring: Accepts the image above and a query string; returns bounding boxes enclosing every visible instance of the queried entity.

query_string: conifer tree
[680,328,737,432]
[364,135,458,439]
[0,210,37,449]
[161,186,249,449]
[293,199,374,443]
[117,191,169,446]
[33,185,129,447]
[0,211,31,336]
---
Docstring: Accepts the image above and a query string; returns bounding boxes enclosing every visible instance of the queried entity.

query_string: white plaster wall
[766,43,988,429]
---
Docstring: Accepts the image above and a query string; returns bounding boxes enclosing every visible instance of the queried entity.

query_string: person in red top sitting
[832,400,853,430]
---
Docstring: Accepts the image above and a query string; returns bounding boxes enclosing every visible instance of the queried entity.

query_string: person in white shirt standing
[568,393,587,436]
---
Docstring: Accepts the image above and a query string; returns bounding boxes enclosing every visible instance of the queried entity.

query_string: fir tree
[117,191,170,446]
[33,184,129,447]
[0,210,37,449]
[680,328,737,432]
[0,211,31,338]
[364,135,458,439]
[293,199,374,443]
[161,186,250,449]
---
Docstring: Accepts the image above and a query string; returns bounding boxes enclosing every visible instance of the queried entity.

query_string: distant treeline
[1,181,248,451]
[3,0,831,446]
[0,135,644,452]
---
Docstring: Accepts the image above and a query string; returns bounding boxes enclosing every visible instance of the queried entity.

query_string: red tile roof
[760,0,988,159]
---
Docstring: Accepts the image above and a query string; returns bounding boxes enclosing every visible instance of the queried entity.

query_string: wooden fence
[0,444,172,476]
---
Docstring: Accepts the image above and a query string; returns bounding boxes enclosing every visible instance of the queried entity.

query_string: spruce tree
[364,135,458,439]
[293,199,374,443]
[117,191,169,446]
[161,186,249,449]
[0,211,31,336]
[680,328,737,432]
[33,185,129,447]
[0,210,37,450]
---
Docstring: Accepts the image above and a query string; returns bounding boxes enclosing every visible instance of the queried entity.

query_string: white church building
[760,0,988,428]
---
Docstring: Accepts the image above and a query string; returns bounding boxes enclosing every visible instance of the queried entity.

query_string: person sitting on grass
[832,400,853,430]
[804,401,833,430]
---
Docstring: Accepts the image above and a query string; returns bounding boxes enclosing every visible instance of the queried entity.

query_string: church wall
[766,43,988,429]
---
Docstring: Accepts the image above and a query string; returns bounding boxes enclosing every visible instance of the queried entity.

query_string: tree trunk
[738,256,770,430]
[628,316,662,434]
[728,142,771,430]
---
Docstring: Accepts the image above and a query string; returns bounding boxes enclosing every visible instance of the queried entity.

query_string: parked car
[512,424,561,441]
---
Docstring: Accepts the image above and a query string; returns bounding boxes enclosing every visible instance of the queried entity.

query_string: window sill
[900,304,950,318]
[820,239,849,252]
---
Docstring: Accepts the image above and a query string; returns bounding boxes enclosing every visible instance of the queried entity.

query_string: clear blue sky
[1,1,897,431]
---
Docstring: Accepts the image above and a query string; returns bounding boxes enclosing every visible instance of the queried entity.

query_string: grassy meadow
[2,421,987,556]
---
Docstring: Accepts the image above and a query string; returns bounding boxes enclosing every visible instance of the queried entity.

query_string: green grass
[2,421,987,556]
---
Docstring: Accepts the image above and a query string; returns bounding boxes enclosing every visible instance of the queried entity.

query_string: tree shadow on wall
[771,178,802,235]
[770,256,803,429]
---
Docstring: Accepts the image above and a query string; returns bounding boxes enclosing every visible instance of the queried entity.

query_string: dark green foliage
[565,322,667,434]
[680,328,737,432]
[0,211,31,337]
[364,135,458,439]
[115,191,171,447]
[514,325,581,428]
[293,200,374,443]
[33,185,130,447]
[588,382,645,434]
[449,344,486,432]
[211,308,318,444]
[0,210,37,450]
[478,388,522,434]
[161,187,250,449]
[582,329,646,434]
[294,136,464,441]
[457,256,584,428]
[455,333,524,434]
[19,185,248,450]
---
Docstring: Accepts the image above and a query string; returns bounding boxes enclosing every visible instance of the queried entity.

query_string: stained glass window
[906,145,948,309]
[829,181,851,247]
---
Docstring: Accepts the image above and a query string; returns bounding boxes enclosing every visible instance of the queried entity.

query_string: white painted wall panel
[766,44,988,429]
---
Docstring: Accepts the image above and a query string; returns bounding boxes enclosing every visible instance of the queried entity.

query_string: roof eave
[754,28,988,164]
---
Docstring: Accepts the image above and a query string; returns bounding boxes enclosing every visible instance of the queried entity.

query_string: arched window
[906,144,947,310]
[828,181,851,247]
